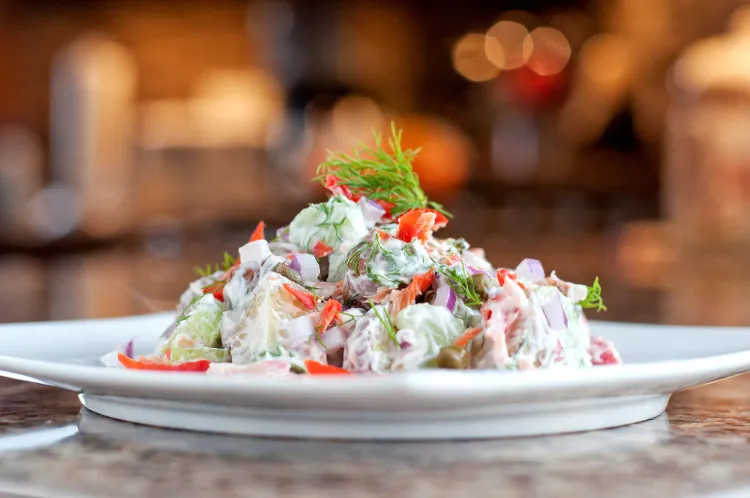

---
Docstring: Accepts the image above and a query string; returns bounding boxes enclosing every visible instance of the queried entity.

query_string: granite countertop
[1,376,750,498]
[2,240,750,497]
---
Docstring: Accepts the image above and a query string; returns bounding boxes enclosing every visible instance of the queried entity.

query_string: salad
[108,125,621,375]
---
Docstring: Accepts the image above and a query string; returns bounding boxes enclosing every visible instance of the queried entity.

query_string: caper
[469,335,486,357]
[273,262,304,286]
[436,345,470,369]
[471,273,492,302]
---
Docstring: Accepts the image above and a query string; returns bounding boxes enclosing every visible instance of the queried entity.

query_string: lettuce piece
[395,304,465,348]
[170,346,231,363]
[390,304,466,369]
[172,294,223,348]
[289,195,368,253]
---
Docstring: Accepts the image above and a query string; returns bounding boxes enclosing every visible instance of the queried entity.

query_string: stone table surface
[2,240,750,497]
[1,376,750,498]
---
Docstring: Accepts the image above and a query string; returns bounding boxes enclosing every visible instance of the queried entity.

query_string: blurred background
[0,0,749,326]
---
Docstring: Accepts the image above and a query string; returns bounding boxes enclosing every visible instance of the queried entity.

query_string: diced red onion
[320,326,347,351]
[123,338,135,359]
[462,250,492,271]
[542,292,568,330]
[276,226,290,241]
[290,255,302,272]
[516,258,545,282]
[285,315,315,347]
[360,198,386,225]
[466,265,492,278]
[293,253,320,283]
[434,285,457,312]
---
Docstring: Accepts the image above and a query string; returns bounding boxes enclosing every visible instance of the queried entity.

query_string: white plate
[1,313,750,440]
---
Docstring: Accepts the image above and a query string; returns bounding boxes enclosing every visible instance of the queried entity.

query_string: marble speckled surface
[1,377,750,497]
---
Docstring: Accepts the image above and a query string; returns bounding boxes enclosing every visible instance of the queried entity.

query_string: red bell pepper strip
[203,280,226,302]
[376,200,396,219]
[317,299,342,334]
[118,353,210,372]
[249,221,266,242]
[454,327,483,348]
[283,283,317,310]
[312,240,334,258]
[304,359,351,375]
[324,174,354,199]
[201,258,242,302]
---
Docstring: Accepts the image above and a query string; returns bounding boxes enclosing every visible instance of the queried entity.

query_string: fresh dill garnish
[314,122,451,219]
[437,259,484,308]
[175,294,203,325]
[579,276,607,312]
[368,299,400,348]
[194,252,237,278]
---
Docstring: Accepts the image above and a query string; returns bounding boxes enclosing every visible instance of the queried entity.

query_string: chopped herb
[368,299,400,348]
[579,276,607,312]
[175,294,203,325]
[437,260,484,308]
[194,252,237,278]
[314,122,451,219]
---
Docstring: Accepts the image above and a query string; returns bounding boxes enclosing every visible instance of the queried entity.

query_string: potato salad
[108,125,621,375]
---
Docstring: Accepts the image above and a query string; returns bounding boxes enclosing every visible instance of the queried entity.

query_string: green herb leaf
[175,294,204,325]
[579,276,607,312]
[437,260,484,308]
[194,251,237,278]
[314,122,451,219]
[368,299,400,348]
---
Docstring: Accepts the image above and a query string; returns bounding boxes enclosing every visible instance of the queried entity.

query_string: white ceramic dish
[0,313,749,440]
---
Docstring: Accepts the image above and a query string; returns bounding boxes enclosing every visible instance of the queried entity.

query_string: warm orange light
[578,34,631,85]
[332,95,384,143]
[525,27,571,76]
[396,115,472,196]
[452,33,501,82]
[485,21,531,70]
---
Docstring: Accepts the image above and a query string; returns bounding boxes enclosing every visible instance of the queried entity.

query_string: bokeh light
[485,21,532,70]
[452,33,500,82]
[331,95,384,143]
[578,34,631,85]
[525,28,571,76]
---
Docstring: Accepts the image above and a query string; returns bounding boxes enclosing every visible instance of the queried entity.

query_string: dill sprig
[194,252,237,278]
[368,299,400,348]
[314,122,450,219]
[437,260,484,308]
[175,294,203,325]
[579,276,607,312]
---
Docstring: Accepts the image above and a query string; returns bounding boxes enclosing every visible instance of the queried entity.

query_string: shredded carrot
[249,221,266,242]
[455,327,483,348]
[283,283,317,310]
